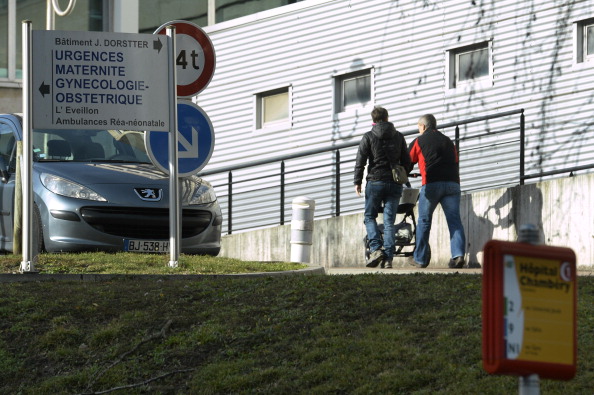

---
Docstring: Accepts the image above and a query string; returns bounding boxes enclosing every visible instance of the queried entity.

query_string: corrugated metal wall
[196,0,594,234]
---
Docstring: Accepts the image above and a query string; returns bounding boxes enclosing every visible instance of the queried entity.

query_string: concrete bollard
[290,196,315,263]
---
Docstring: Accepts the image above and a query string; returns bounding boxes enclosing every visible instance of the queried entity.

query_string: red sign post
[482,240,577,380]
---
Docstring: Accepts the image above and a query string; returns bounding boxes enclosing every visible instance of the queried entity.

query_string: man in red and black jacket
[408,114,466,269]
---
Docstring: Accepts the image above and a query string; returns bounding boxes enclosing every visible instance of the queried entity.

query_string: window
[575,18,594,63]
[587,24,594,58]
[448,42,491,89]
[335,69,372,113]
[255,87,291,130]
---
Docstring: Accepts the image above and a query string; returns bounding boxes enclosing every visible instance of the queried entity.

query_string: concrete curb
[0,266,326,283]
[1,266,592,282]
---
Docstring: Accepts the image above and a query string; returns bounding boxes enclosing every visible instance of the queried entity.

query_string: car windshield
[33,128,151,163]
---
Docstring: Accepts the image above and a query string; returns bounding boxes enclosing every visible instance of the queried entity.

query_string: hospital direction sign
[32,30,171,131]
[482,240,577,381]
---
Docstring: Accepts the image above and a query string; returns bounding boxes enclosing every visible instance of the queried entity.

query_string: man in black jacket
[408,114,466,268]
[354,106,411,268]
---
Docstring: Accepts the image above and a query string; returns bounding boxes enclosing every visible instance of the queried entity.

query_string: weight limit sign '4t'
[154,20,216,98]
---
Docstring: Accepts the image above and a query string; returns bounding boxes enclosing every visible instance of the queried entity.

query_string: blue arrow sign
[145,101,214,177]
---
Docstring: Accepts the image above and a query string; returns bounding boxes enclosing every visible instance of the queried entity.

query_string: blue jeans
[364,180,403,260]
[414,181,465,266]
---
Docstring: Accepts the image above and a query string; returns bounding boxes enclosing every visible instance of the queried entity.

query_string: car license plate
[124,239,169,253]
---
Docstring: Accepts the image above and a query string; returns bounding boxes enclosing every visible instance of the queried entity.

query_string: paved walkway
[325,266,594,276]
[325,267,483,275]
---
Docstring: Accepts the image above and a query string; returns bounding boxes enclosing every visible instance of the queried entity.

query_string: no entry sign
[155,20,216,98]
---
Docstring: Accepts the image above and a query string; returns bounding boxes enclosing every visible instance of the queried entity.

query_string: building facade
[195,0,594,233]
[2,0,594,236]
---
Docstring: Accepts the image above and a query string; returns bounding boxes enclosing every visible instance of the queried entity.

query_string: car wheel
[32,203,45,255]
[207,248,221,256]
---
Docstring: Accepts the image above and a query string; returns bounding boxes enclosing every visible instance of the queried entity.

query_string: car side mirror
[0,156,9,183]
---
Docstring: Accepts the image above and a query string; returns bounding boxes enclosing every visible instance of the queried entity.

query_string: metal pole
[20,21,35,273]
[517,224,541,395]
[228,171,233,234]
[207,0,216,26]
[520,109,525,185]
[167,26,180,267]
[335,149,340,217]
[519,372,540,394]
[280,161,285,225]
[46,0,76,30]
[455,125,460,156]
[46,0,54,30]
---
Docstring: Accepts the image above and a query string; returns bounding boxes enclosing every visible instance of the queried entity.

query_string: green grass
[0,252,307,275]
[0,256,593,394]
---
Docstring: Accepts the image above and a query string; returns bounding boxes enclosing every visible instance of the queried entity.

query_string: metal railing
[197,109,592,235]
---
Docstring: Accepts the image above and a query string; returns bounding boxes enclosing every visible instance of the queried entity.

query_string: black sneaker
[449,256,465,269]
[366,249,385,267]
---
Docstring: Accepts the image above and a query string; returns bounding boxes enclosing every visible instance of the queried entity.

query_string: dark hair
[371,106,388,123]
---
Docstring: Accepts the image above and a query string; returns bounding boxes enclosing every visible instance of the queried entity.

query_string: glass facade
[138,0,303,32]
[215,0,302,24]
[1,0,103,81]
[139,0,207,33]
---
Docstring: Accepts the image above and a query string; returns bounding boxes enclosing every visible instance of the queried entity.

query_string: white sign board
[32,30,171,131]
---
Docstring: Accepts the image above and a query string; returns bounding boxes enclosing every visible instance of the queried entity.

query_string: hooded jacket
[353,121,411,185]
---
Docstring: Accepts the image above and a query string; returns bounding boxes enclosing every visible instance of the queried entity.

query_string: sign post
[20,21,34,273]
[21,26,173,271]
[166,26,180,268]
[150,20,217,266]
[482,236,577,385]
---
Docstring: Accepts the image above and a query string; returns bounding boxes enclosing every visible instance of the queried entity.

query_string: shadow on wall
[465,184,544,268]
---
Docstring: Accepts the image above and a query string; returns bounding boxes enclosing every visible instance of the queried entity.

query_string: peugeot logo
[134,187,163,201]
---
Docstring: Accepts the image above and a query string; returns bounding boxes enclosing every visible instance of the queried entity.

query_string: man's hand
[355,184,362,197]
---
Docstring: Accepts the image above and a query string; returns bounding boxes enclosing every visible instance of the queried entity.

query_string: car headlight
[189,180,217,205]
[40,173,107,201]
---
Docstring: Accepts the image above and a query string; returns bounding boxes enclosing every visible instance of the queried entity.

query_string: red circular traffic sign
[155,20,216,98]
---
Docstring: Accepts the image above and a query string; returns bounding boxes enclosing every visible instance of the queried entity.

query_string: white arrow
[178,127,199,158]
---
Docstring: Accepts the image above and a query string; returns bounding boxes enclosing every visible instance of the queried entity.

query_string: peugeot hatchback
[0,113,222,255]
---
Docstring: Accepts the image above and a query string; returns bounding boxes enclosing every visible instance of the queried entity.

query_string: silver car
[0,114,222,255]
